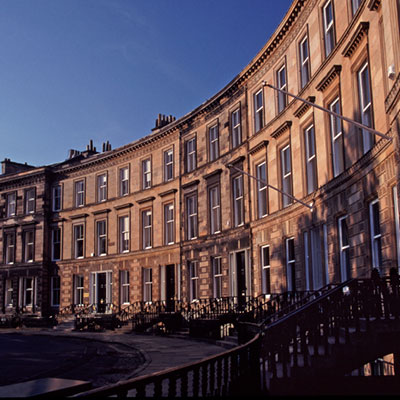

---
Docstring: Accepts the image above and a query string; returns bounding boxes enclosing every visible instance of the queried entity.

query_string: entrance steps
[54,315,75,332]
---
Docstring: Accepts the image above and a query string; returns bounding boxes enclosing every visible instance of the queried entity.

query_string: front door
[236,251,247,308]
[97,272,107,313]
[165,264,175,312]
[229,250,250,310]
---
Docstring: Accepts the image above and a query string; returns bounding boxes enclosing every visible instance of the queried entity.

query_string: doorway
[165,264,175,312]
[90,271,112,313]
[229,249,250,309]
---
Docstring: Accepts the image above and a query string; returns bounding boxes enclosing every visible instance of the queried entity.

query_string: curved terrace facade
[1,0,400,317]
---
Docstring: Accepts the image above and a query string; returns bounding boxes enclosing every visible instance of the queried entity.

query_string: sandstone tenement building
[1,0,400,318]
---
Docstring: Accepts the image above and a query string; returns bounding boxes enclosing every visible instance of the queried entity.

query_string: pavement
[0,326,229,390]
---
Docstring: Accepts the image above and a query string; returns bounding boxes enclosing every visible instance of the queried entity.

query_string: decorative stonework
[159,188,178,197]
[271,121,292,139]
[316,65,342,92]
[385,72,400,113]
[181,180,200,190]
[136,196,155,204]
[114,203,133,210]
[92,209,111,215]
[249,141,269,156]
[70,213,88,220]
[203,169,222,180]
[342,22,369,58]
[294,96,315,118]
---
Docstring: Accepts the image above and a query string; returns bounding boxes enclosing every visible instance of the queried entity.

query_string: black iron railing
[74,273,400,397]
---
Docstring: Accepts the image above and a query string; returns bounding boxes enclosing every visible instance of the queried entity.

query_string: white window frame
[119,216,130,253]
[254,89,264,133]
[187,194,198,240]
[329,97,344,177]
[352,0,362,15]
[299,34,310,88]
[323,0,335,57]
[261,245,271,295]
[74,275,84,306]
[212,257,222,298]
[256,162,268,218]
[142,159,151,189]
[189,261,199,302]
[338,215,350,282]
[164,203,174,245]
[369,199,383,271]
[52,185,62,211]
[281,145,293,207]
[51,276,60,307]
[97,174,107,202]
[209,185,221,234]
[305,124,317,194]
[233,175,244,227]
[119,167,129,197]
[75,180,85,207]
[25,188,35,214]
[143,268,152,303]
[277,64,287,113]
[7,193,16,217]
[231,108,241,148]
[96,220,107,256]
[120,270,130,305]
[358,61,374,154]
[209,124,219,161]
[5,232,15,264]
[5,279,13,307]
[23,230,34,263]
[142,210,152,249]
[74,224,84,259]
[186,137,197,172]
[23,277,35,307]
[164,148,174,182]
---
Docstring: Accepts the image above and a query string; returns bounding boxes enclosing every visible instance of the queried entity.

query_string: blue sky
[0,0,292,167]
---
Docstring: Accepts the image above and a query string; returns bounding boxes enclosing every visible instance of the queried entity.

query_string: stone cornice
[20,220,39,226]
[249,140,269,156]
[159,188,178,197]
[181,180,200,190]
[342,22,369,58]
[136,196,155,204]
[92,208,111,215]
[70,213,89,220]
[1,223,18,230]
[203,169,222,180]
[316,65,342,92]
[294,96,315,118]
[114,203,133,210]
[271,121,292,139]
[0,168,48,190]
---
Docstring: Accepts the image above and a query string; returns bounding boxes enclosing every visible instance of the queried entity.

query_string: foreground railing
[73,272,400,397]
[258,275,400,390]
[74,331,261,398]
